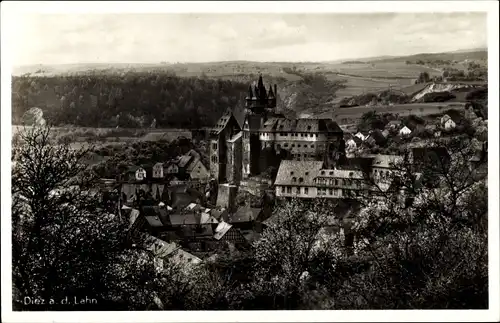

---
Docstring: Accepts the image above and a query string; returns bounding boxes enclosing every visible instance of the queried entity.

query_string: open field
[319,102,467,124]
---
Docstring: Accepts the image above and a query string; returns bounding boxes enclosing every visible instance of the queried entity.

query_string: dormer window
[290,171,294,175]
[292,177,297,183]
[329,171,333,175]
[321,171,325,175]
[299,178,304,183]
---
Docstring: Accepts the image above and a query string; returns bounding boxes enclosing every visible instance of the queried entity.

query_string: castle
[209,75,345,189]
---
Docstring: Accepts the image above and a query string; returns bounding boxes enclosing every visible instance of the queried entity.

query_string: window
[285,133,288,136]
[335,179,338,185]
[307,126,312,130]
[212,143,217,150]
[281,186,285,193]
[277,144,281,149]
[290,171,294,175]
[296,187,300,194]
[292,144,295,147]
[310,134,313,137]
[329,171,333,175]
[292,177,297,183]
[284,143,289,148]
[311,145,315,148]
[299,178,304,183]
[304,145,308,148]
[298,144,301,147]
[329,189,333,195]
[287,187,292,193]
[321,171,325,175]
[304,187,309,195]
[305,172,309,176]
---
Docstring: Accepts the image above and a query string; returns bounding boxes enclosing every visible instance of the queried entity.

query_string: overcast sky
[11,12,487,66]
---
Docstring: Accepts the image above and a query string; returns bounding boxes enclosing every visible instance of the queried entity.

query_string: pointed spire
[268,85,275,98]
[254,85,259,99]
[247,85,253,99]
[258,74,267,100]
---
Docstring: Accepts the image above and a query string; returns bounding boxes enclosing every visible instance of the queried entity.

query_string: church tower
[242,75,278,178]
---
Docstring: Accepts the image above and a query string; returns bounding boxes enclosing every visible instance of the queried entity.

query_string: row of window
[280,186,309,195]
[317,187,342,196]
[277,143,319,149]
[314,178,361,188]
[292,153,316,159]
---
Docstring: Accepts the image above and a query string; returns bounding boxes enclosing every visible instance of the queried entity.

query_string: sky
[10,12,487,66]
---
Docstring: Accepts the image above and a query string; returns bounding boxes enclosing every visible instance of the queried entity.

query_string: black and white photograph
[1,1,499,322]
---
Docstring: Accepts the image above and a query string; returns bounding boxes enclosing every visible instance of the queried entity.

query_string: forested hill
[11,72,251,128]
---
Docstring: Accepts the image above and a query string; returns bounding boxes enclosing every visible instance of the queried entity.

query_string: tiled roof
[262,118,343,134]
[316,169,364,179]
[261,118,280,131]
[169,211,200,226]
[231,206,261,223]
[211,111,239,135]
[274,160,324,186]
[178,155,193,168]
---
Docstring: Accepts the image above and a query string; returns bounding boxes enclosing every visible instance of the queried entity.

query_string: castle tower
[242,75,278,178]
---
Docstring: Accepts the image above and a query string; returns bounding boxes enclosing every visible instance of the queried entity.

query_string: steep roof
[211,111,240,135]
[316,169,364,179]
[169,211,200,226]
[178,155,193,168]
[265,118,343,134]
[275,160,324,186]
[231,206,261,223]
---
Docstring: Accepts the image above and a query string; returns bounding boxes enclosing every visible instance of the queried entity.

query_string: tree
[11,126,162,310]
[338,137,488,309]
[249,199,343,309]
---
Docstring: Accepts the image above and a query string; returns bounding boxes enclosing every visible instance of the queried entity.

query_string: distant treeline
[12,72,250,128]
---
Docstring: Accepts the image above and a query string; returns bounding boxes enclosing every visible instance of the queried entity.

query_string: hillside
[367,49,487,64]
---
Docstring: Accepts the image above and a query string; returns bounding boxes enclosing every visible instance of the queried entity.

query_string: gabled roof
[211,110,240,135]
[214,221,233,240]
[274,160,324,186]
[231,206,261,223]
[200,212,219,225]
[169,211,200,226]
[178,155,193,168]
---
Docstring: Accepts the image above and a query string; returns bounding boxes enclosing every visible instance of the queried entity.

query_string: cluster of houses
[124,149,210,183]
[97,77,488,271]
